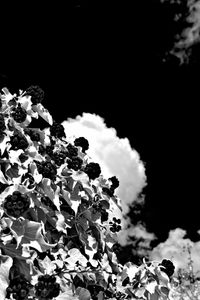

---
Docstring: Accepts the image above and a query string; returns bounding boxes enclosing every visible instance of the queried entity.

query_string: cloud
[161,0,200,64]
[62,113,146,215]
[150,228,200,275]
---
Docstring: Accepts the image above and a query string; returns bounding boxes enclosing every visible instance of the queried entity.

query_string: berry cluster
[37,161,57,180]
[159,259,175,278]
[67,156,83,171]
[84,162,101,180]
[11,104,27,123]
[4,191,30,218]
[66,143,78,158]
[25,85,44,105]
[35,274,60,299]
[52,151,67,166]
[109,217,121,232]
[10,132,29,150]
[74,136,89,152]
[109,176,119,189]
[19,153,29,163]
[102,186,115,197]
[6,273,31,300]
[102,176,120,197]
[0,113,6,135]
[50,122,66,139]
[45,145,54,157]
[24,128,40,142]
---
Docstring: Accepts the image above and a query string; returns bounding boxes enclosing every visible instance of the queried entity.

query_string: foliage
[0,86,177,300]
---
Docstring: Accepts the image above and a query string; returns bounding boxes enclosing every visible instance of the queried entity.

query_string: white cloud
[162,0,200,64]
[62,113,146,215]
[150,228,200,275]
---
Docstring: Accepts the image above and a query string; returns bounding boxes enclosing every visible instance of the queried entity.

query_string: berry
[35,275,60,299]
[4,191,30,218]
[11,104,27,123]
[67,157,83,171]
[37,161,57,180]
[109,176,119,189]
[66,143,78,158]
[50,122,66,139]
[25,85,44,105]
[84,162,101,180]
[24,128,40,142]
[74,137,89,152]
[159,259,175,278]
[0,113,6,134]
[10,132,29,150]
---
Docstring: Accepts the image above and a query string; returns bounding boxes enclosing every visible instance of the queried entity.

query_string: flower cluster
[0,87,176,300]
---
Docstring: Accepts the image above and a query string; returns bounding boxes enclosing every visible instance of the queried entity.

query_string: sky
[1,0,200,271]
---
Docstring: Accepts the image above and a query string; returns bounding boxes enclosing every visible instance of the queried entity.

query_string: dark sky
[1,3,199,244]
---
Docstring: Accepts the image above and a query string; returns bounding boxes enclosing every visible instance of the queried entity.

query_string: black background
[0,3,199,244]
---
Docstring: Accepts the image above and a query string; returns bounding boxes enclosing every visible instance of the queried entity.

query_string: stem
[55,267,113,276]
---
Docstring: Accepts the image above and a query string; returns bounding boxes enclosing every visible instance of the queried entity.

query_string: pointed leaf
[14,257,32,281]
[76,287,91,300]
[0,255,13,300]
[32,103,53,125]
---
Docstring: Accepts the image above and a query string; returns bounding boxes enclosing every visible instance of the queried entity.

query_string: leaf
[146,280,157,294]
[77,216,89,231]
[20,220,57,252]
[82,210,91,221]
[10,218,26,248]
[76,287,91,300]
[97,291,104,300]
[155,267,169,286]
[71,199,81,215]
[149,290,160,300]
[0,243,26,260]
[55,211,68,233]
[100,200,110,210]
[36,207,47,223]
[160,286,169,297]
[13,257,32,281]
[6,163,20,179]
[62,188,72,206]
[56,290,79,300]
[134,287,146,298]
[66,248,88,268]
[0,135,10,156]
[29,162,42,183]
[0,255,13,300]
[71,181,82,201]
[32,103,53,125]
[0,168,8,184]
[41,178,54,199]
